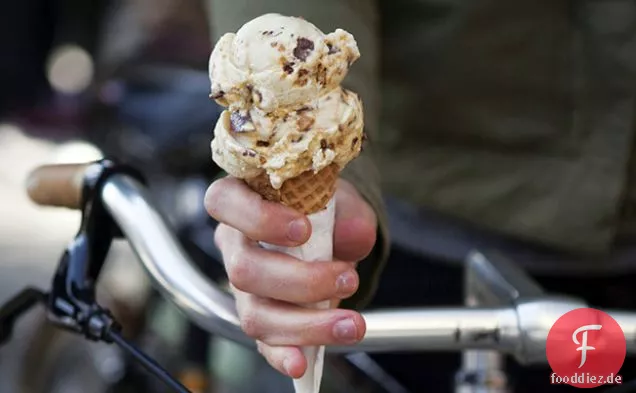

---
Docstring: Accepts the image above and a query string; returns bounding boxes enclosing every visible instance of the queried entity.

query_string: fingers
[234,289,366,346]
[207,176,375,380]
[256,342,306,379]
[215,225,359,303]
[205,176,311,246]
[333,180,378,262]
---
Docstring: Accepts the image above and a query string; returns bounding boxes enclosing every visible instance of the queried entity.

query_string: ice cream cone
[245,163,339,215]
[208,14,363,393]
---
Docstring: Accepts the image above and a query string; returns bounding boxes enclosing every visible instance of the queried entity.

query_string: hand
[204,177,377,378]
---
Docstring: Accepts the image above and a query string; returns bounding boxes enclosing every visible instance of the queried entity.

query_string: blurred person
[203,1,636,392]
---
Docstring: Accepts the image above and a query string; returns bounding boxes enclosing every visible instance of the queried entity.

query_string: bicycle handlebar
[26,163,90,209]
[25,166,636,365]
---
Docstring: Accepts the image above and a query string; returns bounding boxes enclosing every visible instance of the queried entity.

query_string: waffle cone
[245,163,339,215]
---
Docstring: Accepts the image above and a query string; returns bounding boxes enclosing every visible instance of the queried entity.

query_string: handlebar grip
[26,163,91,209]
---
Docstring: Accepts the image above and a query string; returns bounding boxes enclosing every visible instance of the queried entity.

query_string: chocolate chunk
[316,63,327,85]
[296,106,311,113]
[320,139,327,149]
[351,137,359,149]
[256,140,270,147]
[283,62,294,74]
[327,43,339,55]
[230,111,252,132]
[294,77,308,87]
[246,150,257,157]
[293,38,314,61]
[253,89,263,104]
[210,91,225,99]
[262,30,282,37]
[297,115,315,131]
[246,85,254,104]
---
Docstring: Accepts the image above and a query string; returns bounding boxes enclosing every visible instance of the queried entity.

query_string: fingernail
[336,271,358,298]
[287,219,308,242]
[283,357,293,375]
[333,318,358,343]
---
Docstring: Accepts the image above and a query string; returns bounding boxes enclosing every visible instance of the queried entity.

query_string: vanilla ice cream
[209,13,364,189]
[209,13,359,111]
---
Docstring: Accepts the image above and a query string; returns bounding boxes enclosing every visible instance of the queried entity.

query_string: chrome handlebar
[101,174,636,365]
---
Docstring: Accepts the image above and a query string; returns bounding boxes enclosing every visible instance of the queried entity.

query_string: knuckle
[213,224,227,249]
[239,306,263,339]
[226,252,254,290]
[255,204,277,235]
[305,265,333,297]
[204,180,226,219]
[255,341,265,356]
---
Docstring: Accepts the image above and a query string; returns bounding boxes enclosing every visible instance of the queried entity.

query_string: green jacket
[207,0,636,309]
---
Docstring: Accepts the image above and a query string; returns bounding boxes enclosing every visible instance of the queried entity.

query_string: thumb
[333,180,377,262]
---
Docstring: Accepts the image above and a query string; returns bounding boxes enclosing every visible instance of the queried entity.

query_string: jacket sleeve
[206,0,390,310]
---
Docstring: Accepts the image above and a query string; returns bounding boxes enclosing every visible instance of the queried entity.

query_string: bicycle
[2,158,636,393]
[14,61,228,393]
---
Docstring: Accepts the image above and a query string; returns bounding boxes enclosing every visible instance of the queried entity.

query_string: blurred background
[0,1,252,392]
[0,2,385,392]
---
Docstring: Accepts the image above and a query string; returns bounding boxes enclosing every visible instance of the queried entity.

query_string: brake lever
[0,158,192,393]
[45,159,128,335]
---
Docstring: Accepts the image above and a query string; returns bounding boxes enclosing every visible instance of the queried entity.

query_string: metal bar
[332,307,520,353]
[466,250,544,306]
[102,175,250,346]
[101,175,519,354]
[605,311,636,354]
[458,252,515,393]
[100,174,636,360]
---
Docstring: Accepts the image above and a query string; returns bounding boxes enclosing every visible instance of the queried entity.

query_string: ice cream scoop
[211,86,363,189]
[209,13,360,112]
